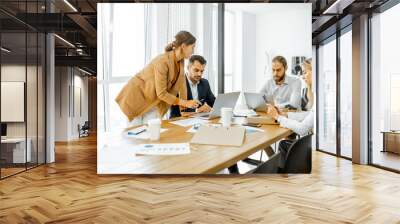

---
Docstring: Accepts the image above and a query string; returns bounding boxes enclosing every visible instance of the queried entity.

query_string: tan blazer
[115,51,187,121]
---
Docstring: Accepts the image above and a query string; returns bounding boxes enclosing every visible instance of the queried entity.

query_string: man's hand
[266,104,280,120]
[196,102,212,113]
[180,99,200,109]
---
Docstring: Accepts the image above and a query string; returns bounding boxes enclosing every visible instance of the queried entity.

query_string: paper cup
[220,107,233,127]
[148,118,161,141]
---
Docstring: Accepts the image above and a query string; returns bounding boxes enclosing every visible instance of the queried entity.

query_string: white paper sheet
[125,126,168,140]
[186,123,221,133]
[244,126,265,134]
[234,109,258,117]
[134,143,191,155]
[169,118,209,127]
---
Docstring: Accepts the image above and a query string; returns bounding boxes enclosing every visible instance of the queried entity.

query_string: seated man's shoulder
[265,78,274,85]
[200,78,210,85]
[287,74,302,84]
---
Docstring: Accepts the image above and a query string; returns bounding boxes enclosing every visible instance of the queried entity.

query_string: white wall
[255,4,312,91]
[1,65,34,137]
[72,74,89,138]
[225,3,312,92]
[55,67,89,141]
[55,67,69,141]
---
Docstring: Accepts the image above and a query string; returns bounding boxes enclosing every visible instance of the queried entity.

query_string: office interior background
[0,0,399,176]
[0,0,97,179]
[1,0,400,222]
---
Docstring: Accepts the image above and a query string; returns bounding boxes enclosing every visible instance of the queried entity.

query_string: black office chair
[281,134,312,173]
[79,121,90,138]
[249,152,281,174]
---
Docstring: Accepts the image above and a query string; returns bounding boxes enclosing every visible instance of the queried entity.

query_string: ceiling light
[1,47,11,53]
[54,34,75,48]
[322,0,341,14]
[63,0,78,12]
[323,0,350,14]
[78,67,92,76]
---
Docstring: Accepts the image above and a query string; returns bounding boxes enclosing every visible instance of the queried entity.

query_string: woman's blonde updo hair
[165,31,196,52]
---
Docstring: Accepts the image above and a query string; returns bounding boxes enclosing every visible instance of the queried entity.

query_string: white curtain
[145,3,219,93]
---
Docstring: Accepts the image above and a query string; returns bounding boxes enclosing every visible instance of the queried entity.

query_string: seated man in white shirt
[266,58,314,168]
[260,56,302,110]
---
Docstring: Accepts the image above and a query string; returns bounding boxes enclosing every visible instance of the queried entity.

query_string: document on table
[186,123,264,134]
[169,118,209,127]
[186,123,221,133]
[244,126,265,134]
[125,126,167,140]
[234,109,258,117]
[134,143,191,155]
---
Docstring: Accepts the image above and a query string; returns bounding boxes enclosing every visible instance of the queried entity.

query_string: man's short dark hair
[272,56,287,69]
[189,55,207,65]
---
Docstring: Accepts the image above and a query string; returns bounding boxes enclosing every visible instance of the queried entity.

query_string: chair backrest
[82,121,90,129]
[282,134,312,173]
[251,153,280,174]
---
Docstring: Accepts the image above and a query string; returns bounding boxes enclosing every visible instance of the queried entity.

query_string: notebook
[190,126,246,147]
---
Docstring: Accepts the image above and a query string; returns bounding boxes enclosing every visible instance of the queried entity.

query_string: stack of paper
[134,143,191,155]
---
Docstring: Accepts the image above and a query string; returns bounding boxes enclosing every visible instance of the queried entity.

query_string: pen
[128,129,146,135]
[194,99,205,110]
[199,99,205,106]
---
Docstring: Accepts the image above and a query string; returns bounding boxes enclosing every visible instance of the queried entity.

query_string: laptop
[244,92,268,112]
[191,92,240,120]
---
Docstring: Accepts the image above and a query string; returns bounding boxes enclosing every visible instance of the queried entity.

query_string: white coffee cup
[220,107,233,127]
[147,118,161,141]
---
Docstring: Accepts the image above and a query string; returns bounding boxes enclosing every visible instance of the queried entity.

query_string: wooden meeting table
[97,113,292,174]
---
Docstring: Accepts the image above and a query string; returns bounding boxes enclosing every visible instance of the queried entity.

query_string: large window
[317,30,352,158]
[224,10,234,93]
[98,4,147,132]
[110,4,145,77]
[340,29,352,158]
[371,3,400,171]
[317,37,337,155]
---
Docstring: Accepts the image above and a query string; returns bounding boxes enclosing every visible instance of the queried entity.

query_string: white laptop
[244,92,268,112]
[191,92,240,120]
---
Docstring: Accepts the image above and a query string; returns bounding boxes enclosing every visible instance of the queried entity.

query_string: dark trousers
[228,140,295,174]
[228,164,239,174]
[278,139,295,168]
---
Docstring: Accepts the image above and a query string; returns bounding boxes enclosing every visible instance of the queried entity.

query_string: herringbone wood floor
[1,135,400,223]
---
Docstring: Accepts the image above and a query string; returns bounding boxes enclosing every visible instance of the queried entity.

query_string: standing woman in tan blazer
[116,31,200,126]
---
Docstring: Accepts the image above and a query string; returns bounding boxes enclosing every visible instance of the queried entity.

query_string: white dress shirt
[277,110,314,136]
[259,74,302,109]
[187,76,199,101]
